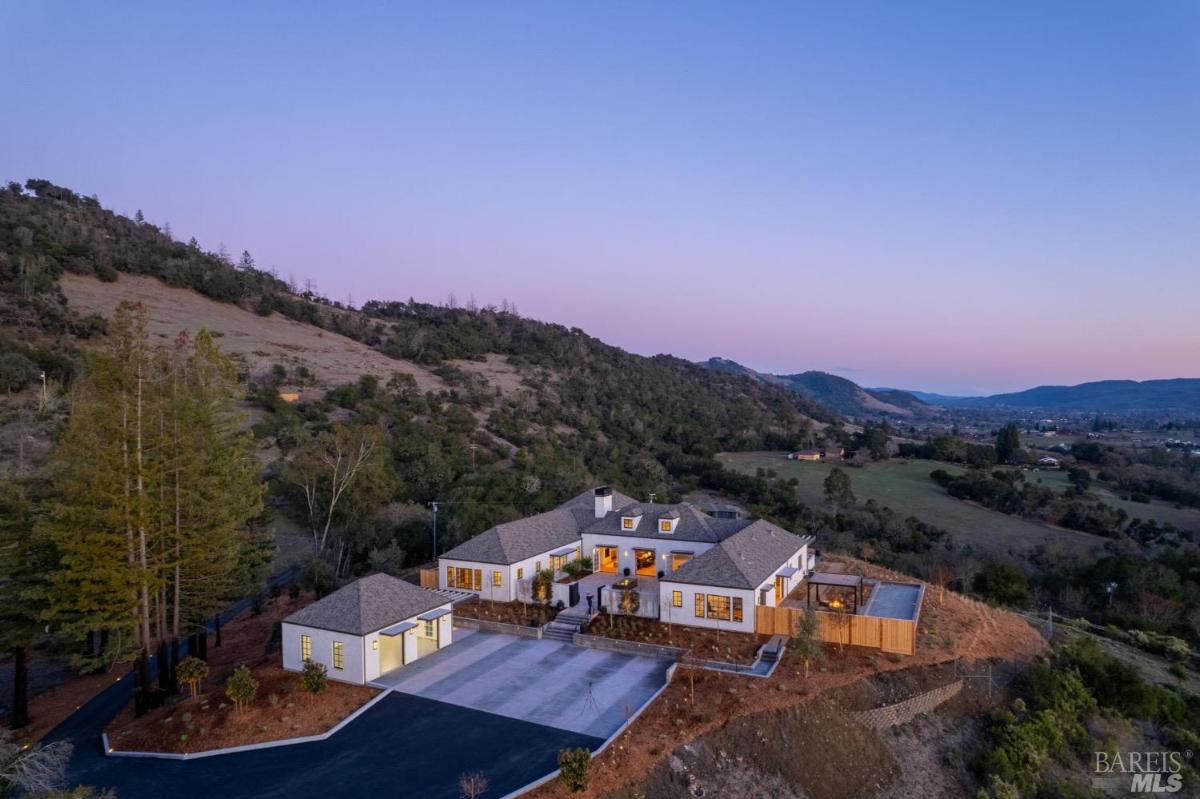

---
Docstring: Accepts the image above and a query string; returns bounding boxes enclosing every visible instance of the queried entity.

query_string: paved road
[64,692,601,799]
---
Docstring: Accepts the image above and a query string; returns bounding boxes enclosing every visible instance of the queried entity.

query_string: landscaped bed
[105,592,378,754]
[453,599,557,627]
[583,615,768,665]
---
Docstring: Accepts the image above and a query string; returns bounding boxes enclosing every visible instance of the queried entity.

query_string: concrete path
[372,629,671,739]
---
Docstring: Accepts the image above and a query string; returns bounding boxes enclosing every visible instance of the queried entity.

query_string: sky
[2,1,1197,395]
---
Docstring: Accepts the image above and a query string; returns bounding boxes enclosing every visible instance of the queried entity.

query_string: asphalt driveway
[63,692,601,799]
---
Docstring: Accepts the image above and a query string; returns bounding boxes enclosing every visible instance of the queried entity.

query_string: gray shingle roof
[283,573,448,636]
[665,521,814,590]
[439,487,637,565]
[583,502,750,543]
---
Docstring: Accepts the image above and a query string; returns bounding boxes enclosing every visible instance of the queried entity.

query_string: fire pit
[611,577,638,590]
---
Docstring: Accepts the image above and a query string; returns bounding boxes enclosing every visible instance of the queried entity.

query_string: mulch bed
[453,600,557,626]
[104,592,377,754]
[583,615,768,664]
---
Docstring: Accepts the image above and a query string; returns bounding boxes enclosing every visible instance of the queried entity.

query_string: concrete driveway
[372,628,671,739]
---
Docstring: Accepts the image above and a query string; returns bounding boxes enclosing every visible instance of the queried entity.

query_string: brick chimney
[594,486,613,518]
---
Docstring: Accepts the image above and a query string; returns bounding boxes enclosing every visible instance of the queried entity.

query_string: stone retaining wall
[572,633,683,660]
[853,680,963,730]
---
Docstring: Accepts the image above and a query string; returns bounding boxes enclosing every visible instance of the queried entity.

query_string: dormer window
[658,510,680,534]
[621,513,642,531]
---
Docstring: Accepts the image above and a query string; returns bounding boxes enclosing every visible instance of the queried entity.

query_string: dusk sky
[3,1,1197,395]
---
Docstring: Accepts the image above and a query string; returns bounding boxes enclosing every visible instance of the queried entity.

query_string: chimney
[594,486,613,518]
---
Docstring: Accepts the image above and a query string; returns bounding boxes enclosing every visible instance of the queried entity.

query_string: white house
[438,487,636,601]
[436,486,815,634]
[282,573,453,685]
[658,521,812,634]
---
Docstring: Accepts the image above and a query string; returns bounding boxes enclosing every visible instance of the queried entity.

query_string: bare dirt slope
[59,272,444,391]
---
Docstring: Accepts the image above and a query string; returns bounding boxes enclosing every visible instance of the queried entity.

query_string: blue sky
[2,1,1197,394]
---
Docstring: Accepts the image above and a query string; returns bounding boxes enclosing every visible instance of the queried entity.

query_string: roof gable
[284,573,448,636]
[667,521,813,590]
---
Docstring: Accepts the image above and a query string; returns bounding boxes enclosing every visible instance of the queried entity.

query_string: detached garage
[282,573,452,685]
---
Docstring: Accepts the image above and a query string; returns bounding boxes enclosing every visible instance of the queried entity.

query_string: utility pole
[430,501,439,560]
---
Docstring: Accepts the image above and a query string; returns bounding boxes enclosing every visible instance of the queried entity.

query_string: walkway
[372,628,671,738]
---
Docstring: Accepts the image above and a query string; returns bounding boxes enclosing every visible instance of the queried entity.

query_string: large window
[706,595,731,621]
[449,567,481,590]
[694,593,704,617]
[672,590,682,608]
[332,641,344,670]
[300,634,312,661]
[634,548,656,576]
[671,552,692,571]
[492,570,502,587]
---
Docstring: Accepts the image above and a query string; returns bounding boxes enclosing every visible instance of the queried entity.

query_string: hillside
[0,179,843,559]
[703,357,932,419]
[918,378,1200,413]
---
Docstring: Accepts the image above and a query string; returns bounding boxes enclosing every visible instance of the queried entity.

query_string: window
[473,569,481,591]
[706,595,731,621]
[671,552,692,570]
[672,590,682,608]
[372,639,379,651]
[446,566,454,588]
[517,567,524,580]
[694,593,704,618]
[660,520,672,533]
[492,570,502,587]
[332,641,344,670]
[732,597,743,622]
[535,561,542,573]
[622,517,634,530]
[300,634,312,661]
[635,549,656,576]
[423,619,434,637]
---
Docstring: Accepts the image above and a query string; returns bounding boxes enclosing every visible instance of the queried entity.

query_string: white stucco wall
[283,600,453,685]
[752,543,810,608]
[440,548,580,603]
[656,583,757,634]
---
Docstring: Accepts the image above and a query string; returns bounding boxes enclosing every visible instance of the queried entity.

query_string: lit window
[672,590,682,608]
[473,569,481,590]
[706,595,731,621]
[535,561,542,573]
[446,567,454,588]
[517,567,524,580]
[660,521,672,533]
[372,639,379,651]
[424,620,434,637]
[300,634,312,661]
[671,553,692,570]
[694,593,704,618]
[492,570,502,587]
[732,597,743,623]
[332,641,344,670]
[623,518,634,530]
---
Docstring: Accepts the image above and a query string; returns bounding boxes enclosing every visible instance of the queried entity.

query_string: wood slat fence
[754,605,916,656]
[419,568,439,589]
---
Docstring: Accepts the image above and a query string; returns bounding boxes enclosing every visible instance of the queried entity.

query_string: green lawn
[1024,469,1200,531]
[717,452,1108,557]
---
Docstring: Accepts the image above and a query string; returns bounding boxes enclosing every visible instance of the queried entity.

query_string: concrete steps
[543,606,592,642]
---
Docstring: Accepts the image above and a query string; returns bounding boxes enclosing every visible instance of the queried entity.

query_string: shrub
[176,656,209,699]
[972,563,1031,607]
[301,659,328,701]
[557,747,591,792]
[225,665,259,712]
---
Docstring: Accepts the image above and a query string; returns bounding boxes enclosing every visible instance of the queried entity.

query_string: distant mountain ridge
[917,378,1200,413]
[702,358,933,418]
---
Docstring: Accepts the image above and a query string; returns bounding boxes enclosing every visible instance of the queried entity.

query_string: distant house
[788,449,822,461]
[282,573,452,685]
[822,445,845,460]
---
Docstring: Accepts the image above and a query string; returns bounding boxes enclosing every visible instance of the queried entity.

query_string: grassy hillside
[717,452,1108,558]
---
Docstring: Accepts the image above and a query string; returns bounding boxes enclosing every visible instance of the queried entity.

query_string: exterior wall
[283,601,453,685]
[282,622,366,685]
[752,543,810,609]
[656,583,757,634]
[581,533,714,579]
[440,551,580,602]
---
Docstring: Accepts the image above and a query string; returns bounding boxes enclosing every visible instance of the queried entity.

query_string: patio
[370,628,671,738]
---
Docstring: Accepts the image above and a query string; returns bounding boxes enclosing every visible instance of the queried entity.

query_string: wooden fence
[754,605,916,656]
[419,568,439,589]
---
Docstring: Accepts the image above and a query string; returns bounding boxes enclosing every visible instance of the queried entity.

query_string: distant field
[717,452,1108,558]
[1027,469,1200,531]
